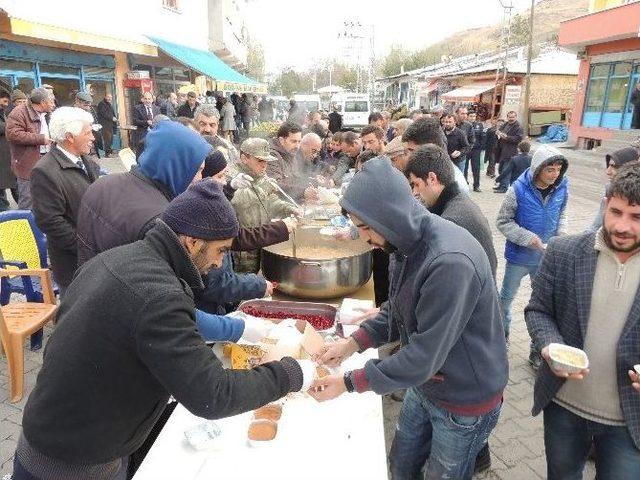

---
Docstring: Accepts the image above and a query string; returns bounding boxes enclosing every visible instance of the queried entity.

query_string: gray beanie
[162,181,238,240]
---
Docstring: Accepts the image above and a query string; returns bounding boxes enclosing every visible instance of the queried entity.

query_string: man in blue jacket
[311,157,508,480]
[496,144,569,368]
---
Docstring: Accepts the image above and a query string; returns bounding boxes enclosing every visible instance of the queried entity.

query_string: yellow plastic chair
[0,268,57,402]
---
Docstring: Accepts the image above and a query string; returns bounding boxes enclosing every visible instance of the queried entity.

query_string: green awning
[147,36,264,92]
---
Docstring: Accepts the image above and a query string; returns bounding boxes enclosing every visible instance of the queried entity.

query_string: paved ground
[0,146,605,478]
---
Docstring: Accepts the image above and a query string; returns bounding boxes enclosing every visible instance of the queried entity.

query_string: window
[162,0,180,11]
[345,101,369,112]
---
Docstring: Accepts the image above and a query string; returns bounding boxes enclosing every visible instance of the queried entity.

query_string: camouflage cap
[240,137,277,162]
[385,136,406,158]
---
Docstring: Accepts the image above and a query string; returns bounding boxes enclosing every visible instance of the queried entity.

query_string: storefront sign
[504,85,522,104]
[216,80,268,94]
[126,70,150,80]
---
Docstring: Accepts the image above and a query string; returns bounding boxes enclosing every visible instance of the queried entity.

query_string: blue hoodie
[341,157,508,413]
[138,121,211,198]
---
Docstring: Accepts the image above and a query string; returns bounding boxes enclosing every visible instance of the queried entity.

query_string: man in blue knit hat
[13,181,315,480]
[311,157,508,479]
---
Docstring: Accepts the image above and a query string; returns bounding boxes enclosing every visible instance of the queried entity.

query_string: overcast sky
[246,0,538,73]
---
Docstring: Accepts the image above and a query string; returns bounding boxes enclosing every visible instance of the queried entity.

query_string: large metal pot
[261,227,372,299]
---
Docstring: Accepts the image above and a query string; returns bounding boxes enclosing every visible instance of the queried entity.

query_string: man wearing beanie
[14,181,315,480]
[590,146,640,230]
[310,157,508,479]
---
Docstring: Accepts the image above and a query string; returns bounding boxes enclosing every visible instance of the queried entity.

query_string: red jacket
[5,103,48,179]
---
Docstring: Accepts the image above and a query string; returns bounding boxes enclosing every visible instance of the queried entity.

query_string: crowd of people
[1,84,640,480]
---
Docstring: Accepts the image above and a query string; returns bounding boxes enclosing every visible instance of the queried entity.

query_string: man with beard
[455,106,475,183]
[525,163,640,479]
[442,114,470,173]
[13,181,315,480]
[496,145,569,368]
[311,157,507,480]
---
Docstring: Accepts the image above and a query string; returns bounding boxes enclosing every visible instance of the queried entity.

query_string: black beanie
[202,150,227,178]
[162,181,239,240]
[606,147,640,168]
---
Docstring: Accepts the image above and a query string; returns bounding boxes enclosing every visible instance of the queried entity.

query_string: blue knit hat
[161,181,239,240]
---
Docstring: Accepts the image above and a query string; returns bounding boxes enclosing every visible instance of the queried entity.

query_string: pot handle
[299,261,322,267]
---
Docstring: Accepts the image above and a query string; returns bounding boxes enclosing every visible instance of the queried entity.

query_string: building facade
[558,0,640,147]
[0,0,261,148]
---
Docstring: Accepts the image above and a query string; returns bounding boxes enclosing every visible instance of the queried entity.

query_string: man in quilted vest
[496,144,569,368]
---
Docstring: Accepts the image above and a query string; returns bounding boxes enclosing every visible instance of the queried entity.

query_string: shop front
[559,1,640,144]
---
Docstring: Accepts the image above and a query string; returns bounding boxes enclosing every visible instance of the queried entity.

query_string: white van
[293,93,321,113]
[330,92,371,130]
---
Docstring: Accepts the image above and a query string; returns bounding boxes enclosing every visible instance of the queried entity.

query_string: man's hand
[451,150,461,159]
[304,186,319,202]
[629,369,640,393]
[529,236,546,252]
[147,119,153,126]
[314,337,359,367]
[541,346,590,380]
[281,215,298,233]
[308,374,347,402]
[44,136,52,146]
[264,280,274,297]
[230,173,254,190]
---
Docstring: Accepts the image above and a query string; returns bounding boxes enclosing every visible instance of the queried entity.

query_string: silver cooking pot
[261,227,373,299]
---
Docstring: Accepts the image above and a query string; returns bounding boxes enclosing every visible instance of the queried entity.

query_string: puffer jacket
[496,145,569,266]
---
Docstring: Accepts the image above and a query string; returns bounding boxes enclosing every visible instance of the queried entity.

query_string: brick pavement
[1,147,604,478]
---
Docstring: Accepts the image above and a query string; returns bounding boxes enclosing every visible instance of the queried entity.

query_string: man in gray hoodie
[311,157,508,479]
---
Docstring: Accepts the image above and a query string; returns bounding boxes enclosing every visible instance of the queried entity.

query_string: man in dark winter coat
[96,94,117,156]
[495,111,524,174]
[0,90,18,210]
[468,111,485,192]
[176,91,199,119]
[30,107,100,294]
[442,114,470,172]
[406,144,497,279]
[311,157,508,480]
[455,106,476,181]
[484,118,503,178]
[494,140,532,192]
[328,104,343,133]
[13,181,315,480]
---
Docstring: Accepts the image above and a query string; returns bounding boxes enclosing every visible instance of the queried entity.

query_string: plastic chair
[0,268,57,402]
[0,210,57,350]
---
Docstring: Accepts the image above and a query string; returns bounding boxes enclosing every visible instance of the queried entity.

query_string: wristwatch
[343,371,355,393]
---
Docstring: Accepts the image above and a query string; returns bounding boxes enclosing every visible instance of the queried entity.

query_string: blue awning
[147,36,258,88]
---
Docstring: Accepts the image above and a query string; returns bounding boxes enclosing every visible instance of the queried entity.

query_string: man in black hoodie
[14,181,314,480]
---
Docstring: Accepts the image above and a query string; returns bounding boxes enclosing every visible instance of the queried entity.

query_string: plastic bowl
[548,343,589,374]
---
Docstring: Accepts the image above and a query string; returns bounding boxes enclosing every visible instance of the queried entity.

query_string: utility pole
[522,0,535,136]
[498,0,513,118]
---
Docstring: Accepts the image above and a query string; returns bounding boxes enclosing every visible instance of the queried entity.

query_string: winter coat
[342,158,508,412]
[96,99,117,130]
[429,182,497,280]
[176,101,199,119]
[328,112,343,133]
[76,121,211,265]
[0,107,16,189]
[496,152,532,186]
[443,127,470,160]
[470,121,485,150]
[495,120,524,164]
[496,146,569,267]
[5,102,49,180]
[21,219,304,465]
[221,103,237,131]
[331,152,356,186]
[457,120,476,157]
[227,161,298,273]
[30,147,100,288]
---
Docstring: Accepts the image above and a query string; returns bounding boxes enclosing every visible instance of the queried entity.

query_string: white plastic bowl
[548,343,589,374]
